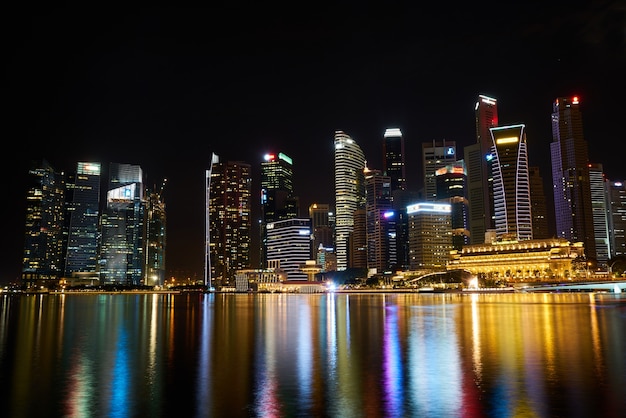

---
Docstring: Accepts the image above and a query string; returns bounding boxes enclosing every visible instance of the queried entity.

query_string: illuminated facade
[422,139,457,201]
[435,162,470,250]
[22,159,66,287]
[383,128,406,192]
[309,203,333,259]
[334,131,366,270]
[144,179,167,287]
[607,180,626,258]
[260,152,298,267]
[206,153,252,288]
[64,161,101,277]
[365,167,396,273]
[448,238,585,281]
[589,163,609,267]
[550,96,595,259]
[489,124,532,241]
[465,94,498,244]
[99,163,145,285]
[407,202,452,270]
[266,218,312,281]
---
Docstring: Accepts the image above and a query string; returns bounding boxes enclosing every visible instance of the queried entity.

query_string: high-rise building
[349,208,367,269]
[206,153,252,288]
[407,202,452,270]
[266,218,312,281]
[489,124,532,241]
[22,159,66,288]
[364,167,396,274]
[309,203,333,258]
[550,96,596,259]
[435,161,470,250]
[607,180,626,259]
[64,161,101,278]
[465,94,498,244]
[334,130,366,271]
[422,139,457,201]
[383,128,406,192]
[528,166,550,240]
[589,163,610,267]
[99,163,146,285]
[260,152,298,268]
[383,127,412,273]
[144,179,167,287]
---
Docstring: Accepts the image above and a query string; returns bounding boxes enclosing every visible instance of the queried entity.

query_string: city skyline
[5,5,625,283]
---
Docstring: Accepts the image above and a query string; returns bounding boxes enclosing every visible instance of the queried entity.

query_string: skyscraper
[550,96,596,259]
[99,163,145,285]
[435,161,470,250]
[589,163,609,267]
[22,159,66,288]
[260,152,298,268]
[465,94,498,244]
[422,139,457,201]
[144,179,167,287]
[64,161,101,278]
[364,167,396,274]
[206,153,252,288]
[383,128,406,192]
[490,124,532,241]
[607,180,626,259]
[334,130,366,271]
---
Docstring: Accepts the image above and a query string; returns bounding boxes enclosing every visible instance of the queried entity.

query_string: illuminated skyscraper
[422,139,457,201]
[383,128,406,192]
[206,153,252,288]
[260,152,298,268]
[99,163,146,285]
[144,179,167,287]
[22,159,66,288]
[465,94,498,244]
[64,161,101,277]
[589,163,609,267]
[550,96,596,259]
[490,124,532,241]
[435,161,470,250]
[607,180,626,258]
[334,131,366,271]
[309,203,333,257]
[365,167,396,273]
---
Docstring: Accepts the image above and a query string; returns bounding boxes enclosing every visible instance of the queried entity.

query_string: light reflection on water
[0,292,624,417]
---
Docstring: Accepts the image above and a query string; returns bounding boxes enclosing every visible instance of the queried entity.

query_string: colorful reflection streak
[0,292,624,417]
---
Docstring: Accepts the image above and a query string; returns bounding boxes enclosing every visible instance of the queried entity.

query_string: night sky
[4,4,625,283]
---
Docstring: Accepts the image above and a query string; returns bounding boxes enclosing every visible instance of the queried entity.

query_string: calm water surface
[0,292,624,417]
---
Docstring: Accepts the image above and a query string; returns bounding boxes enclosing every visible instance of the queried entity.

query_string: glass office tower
[22,159,66,288]
[99,163,145,285]
[550,96,596,259]
[465,94,498,244]
[64,161,101,278]
[490,124,532,241]
[334,130,366,271]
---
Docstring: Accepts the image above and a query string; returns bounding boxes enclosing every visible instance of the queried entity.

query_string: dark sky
[4,3,625,283]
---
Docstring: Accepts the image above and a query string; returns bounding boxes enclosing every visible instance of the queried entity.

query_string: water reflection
[0,292,624,417]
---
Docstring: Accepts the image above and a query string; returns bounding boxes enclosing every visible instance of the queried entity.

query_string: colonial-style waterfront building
[447,238,586,281]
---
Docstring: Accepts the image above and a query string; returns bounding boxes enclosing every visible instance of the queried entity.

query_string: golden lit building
[447,238,585,281]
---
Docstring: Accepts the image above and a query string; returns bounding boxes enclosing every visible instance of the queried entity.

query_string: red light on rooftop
[572,96,579,104]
